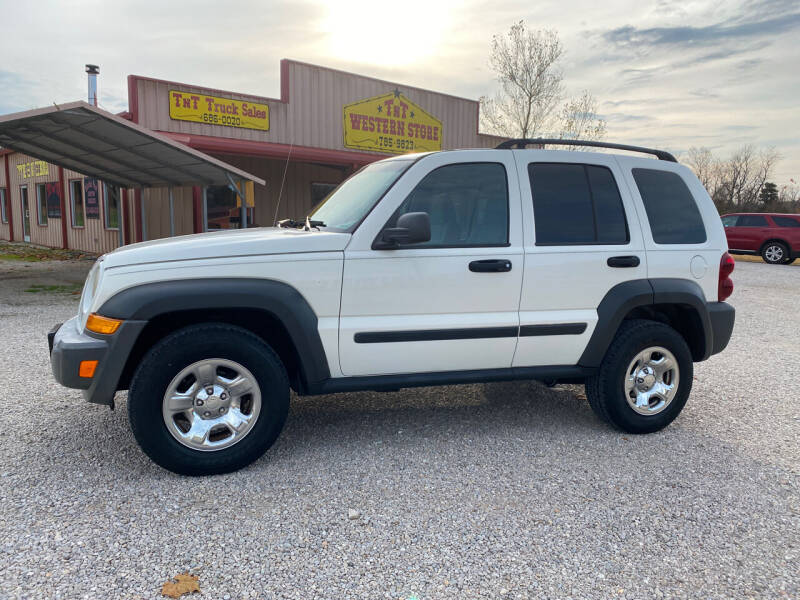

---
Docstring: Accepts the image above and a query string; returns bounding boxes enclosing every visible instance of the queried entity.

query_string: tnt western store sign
[0,60,502,253]
[343,91,443,154]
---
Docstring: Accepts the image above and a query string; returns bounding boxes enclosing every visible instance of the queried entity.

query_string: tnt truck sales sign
[169,90,270,131]
[343,91,443,154]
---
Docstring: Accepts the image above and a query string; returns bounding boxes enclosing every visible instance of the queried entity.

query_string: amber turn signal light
[79,360,98,378]
[85,313,123,335]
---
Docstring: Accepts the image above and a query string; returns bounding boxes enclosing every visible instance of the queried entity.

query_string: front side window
[632,168,706,244]
[386,162,509,247]
[528,163,629,245]
[773,215,800,228]
[0,188,7,223]
[737,215,768,227]
[36,183,47,226]
[103,184,119,229]
[310,159,413,232]
[721,215,738,227]
[70,180,84,228]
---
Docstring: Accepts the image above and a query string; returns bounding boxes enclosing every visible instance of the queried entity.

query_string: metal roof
[0,101,265,188]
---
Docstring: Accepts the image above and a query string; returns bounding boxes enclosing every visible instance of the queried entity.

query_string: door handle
[607,255,640,268]
[469,259,512,273]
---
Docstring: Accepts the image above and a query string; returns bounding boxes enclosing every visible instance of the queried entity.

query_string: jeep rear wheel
[762,242,788,264]
[128,323,289,475]
[586,319,692,434]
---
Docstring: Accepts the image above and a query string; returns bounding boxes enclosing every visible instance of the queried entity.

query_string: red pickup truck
[721,212,800,264]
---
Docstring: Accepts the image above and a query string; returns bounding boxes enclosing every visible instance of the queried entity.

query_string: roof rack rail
[495,138,677,162]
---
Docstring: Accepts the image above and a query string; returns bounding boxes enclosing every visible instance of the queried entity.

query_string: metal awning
[0,101,265,188]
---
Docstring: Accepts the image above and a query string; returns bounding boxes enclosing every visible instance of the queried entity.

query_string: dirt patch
[0,256,94,307]
[0,241,99,262]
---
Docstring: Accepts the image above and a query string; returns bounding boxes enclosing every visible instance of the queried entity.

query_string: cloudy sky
[1,0,797,183]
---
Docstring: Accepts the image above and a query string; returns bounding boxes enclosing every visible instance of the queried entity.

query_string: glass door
[20,185,31,242]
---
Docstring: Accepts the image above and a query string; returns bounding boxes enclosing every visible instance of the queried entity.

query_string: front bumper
[49,316,146,405]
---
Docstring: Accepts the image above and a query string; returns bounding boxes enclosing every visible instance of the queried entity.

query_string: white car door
[339,150,523,377]
[512,150,649,367]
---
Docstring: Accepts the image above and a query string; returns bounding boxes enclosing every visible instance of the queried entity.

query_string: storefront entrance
[20,185,30,242]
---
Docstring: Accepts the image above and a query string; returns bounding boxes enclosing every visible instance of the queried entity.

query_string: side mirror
[375,212,431,248]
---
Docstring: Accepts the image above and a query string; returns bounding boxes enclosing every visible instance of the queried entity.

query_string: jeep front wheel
[128,323,289,475]
[585,319,692,434]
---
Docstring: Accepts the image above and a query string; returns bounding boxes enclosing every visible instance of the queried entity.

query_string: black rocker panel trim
[354,322,588,343]
[98,278,331,385]
[520,323,587,336]
[305,365,595,396]
[354,327,518,344]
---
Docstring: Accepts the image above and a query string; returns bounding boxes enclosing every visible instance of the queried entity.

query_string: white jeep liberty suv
[49,139,736,475]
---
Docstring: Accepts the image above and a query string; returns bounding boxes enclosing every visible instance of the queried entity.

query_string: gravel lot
[0,258,797,599]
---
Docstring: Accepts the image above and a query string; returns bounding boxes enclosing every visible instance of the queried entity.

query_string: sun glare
[324,0,450,66]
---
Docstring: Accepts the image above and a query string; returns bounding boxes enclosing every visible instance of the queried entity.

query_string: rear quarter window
[772,215,800,228]
[632,168,707,244]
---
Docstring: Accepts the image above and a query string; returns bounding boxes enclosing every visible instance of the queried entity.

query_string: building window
[0,188,7,223]
[632,168,706,244]
[528,163,629,245]
[103,183,119,229]
[36,183,48,226]
[205,185,253,230]
[387,162,509,247]
[311,182,338,209]
[70,180,85,228]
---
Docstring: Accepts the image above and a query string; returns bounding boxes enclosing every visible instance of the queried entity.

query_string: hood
[102,227,351,268]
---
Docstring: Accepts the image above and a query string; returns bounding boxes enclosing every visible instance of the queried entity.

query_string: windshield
[309,159,413,232]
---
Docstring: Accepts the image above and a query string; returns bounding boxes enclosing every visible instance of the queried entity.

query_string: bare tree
[686,147,721,197]
[686,145,784,212]
[556,91,607,143]
[480,22,564,138]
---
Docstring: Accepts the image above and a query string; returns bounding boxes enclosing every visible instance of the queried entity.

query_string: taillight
[718,252,735,301]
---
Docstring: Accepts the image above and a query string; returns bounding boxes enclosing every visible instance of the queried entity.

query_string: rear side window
[632,169,706,244]
[771,216,800,228]
[737,215,769,227]
[721,215,737,227]
[528,163,629,245]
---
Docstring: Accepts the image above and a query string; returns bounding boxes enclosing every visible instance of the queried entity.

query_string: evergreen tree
[758,182,779,209]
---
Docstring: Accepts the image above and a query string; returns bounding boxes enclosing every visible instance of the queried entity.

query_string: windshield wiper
[304,215,326,231]
[277,217,326,230]
[277,218,304,229]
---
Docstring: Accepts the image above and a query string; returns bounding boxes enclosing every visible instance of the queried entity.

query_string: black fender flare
[578,278,714,367]
[98,278,331,385]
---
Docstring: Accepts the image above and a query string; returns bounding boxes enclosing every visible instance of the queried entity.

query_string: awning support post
[225,172,247,230]
[168,186,175,237]
[140,188,147,241]
[202,186,208,232]
[240,179,247,229]
[114,185,123,248]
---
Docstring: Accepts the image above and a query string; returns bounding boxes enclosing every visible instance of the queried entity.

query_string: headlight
[77,261,102,333]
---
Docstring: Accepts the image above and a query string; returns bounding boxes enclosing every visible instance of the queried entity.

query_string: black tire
[585,319,693,434]
[128,323,289,475]
[783,257,796,265]
[761,241,789,264]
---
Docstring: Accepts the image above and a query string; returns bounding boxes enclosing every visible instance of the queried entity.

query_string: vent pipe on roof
[85,64,99,106]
